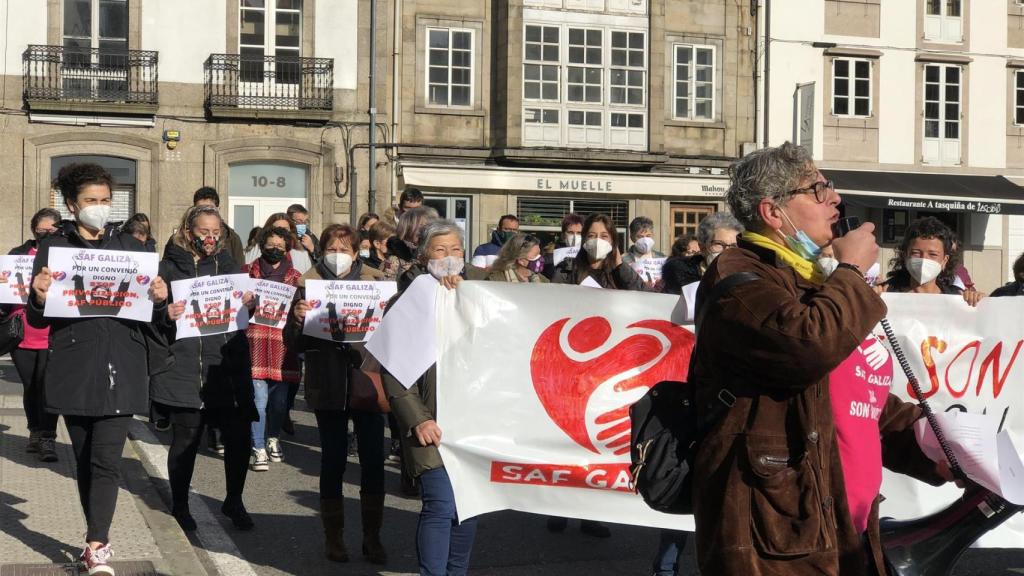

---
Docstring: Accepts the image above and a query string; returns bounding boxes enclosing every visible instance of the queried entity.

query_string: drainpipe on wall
[368,0,378,216]
[762,0,771,148]
[390,0,402,210]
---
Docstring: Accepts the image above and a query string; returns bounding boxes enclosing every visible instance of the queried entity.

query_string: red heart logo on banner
[308,299,322,309]
[136,275,151,285]
[52,271,67,281]
[232,290,243,299]
[530,317,694,456]
[0,271,10,279]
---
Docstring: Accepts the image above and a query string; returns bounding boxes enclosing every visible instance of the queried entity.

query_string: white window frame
[521,21,647,150]
[566,26,604,104]
[610,30,646,107]
[922,63,962,165]
[831,57,872,118]
[924,0,962,43]
[425,27,475,108]
[672,43,715,121]
[1015,70,1024,127]
[523,24,560,103]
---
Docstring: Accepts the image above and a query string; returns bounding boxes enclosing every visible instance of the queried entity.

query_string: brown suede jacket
[690,239,947,576]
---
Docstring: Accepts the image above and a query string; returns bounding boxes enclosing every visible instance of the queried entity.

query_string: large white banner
[44,247,159,321]
[431,284,1024,546]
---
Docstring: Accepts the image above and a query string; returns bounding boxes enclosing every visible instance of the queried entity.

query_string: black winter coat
[27,220,160,417]
[149,243,255,417]
[660,255,703,295]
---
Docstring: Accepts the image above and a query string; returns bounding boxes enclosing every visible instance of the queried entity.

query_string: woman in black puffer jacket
[28,164,169,572]
[150,205,257,532]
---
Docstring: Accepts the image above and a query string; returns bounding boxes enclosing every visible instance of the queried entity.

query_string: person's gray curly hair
[397,205,440,245]
[726,142,816,230]
[697,212,744,248]
[416,219,465,259]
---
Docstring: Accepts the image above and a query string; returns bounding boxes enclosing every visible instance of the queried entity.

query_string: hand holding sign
[293,300,311,321]
[168,300,186,321]
[32,267,51,307]
[149,275,168,304]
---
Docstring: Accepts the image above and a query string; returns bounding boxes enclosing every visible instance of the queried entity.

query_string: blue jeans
[417,467,478,576]
[251,379,288,449]
[652,529,689,576]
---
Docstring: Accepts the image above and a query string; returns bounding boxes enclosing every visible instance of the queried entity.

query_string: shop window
[670,204,715,240]
[50,155,135,222]
[883,208,908,244]
[517,196,629,251]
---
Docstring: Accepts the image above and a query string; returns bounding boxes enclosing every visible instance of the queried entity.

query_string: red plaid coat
[243,258,303,383]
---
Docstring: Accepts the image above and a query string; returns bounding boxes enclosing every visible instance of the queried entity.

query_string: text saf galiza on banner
[302,280,397,343]
[44,247,158,321]
[170,274,250,339]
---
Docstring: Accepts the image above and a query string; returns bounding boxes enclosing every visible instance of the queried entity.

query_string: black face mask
[262,248,285,264]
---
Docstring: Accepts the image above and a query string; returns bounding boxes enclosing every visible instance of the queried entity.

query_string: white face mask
[907,257,943,285]
[358,249,371,259]
[817,257,840,278]
[583,238,613,261]
[77,204,111,231]
[427,255,465,279]
[634,237,655,255]
[324,252,353,277]
[564,233,581,248]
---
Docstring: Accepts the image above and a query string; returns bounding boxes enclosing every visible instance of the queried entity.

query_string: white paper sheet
[43,247,159,321]
[301,280,397,343]
[248,279,297,330]
[553,246,580,266]
[170,274,250,339]
[629,257,666,283]
[365,274,438,389]
[580,276,603,289]
[914,411,1024,505]
[0,254,35,305]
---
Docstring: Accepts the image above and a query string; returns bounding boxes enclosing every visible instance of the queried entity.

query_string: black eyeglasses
[785,179,835,203]
[708,241,737,253]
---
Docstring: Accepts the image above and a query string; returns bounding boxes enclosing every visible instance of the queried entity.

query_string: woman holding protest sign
[241,226,303,471]
[485,233,549,283]
[876,216,985,306]
[6,208,61,463]
[381,219,484,576]
[150,205,257,533]
[286,223,389,564]
[550,213,646,292]
[28,163,169,575]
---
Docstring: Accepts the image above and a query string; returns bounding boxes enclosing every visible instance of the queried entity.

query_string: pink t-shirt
[14,247,49,350]
[828,335,893,533]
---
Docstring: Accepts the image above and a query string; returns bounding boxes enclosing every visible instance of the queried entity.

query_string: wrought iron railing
[22,45,158,106]
[204,53,334,112]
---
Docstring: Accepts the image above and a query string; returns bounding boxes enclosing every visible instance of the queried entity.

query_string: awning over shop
[826,169,1024,215]
[399,162,729,199]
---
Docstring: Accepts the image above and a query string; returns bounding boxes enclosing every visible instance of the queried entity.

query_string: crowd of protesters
[2,147,1005,576]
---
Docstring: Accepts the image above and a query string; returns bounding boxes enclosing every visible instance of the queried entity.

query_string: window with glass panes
[673,44,714,120]
[62,0,129,96]
[923,63,962,165]
[427,28,473,107]
[832,58,871,117]
[520,23,648,150]
[610,31,645,106]
[1015,71,1024,126]
[524,25,559,101]
[924,0,962,43]
[670,204,716,240]
[239,0,302,85]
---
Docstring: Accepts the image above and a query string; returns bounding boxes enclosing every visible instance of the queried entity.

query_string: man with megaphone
[688,142,955,576]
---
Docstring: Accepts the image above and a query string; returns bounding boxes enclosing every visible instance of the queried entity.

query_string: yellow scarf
[741,230,825,285]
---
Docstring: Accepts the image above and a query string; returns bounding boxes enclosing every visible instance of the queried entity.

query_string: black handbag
[0,310,25,357]
[629,271,759,514]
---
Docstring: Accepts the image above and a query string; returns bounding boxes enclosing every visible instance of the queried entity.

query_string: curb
[127,418,260,576]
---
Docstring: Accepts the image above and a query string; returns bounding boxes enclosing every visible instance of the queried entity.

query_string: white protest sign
[302,280,397,343]
[44,247,158,321]
[0,254,35,305]
[553,246,579,266]
[249,279,297,330]
[630,257,666,283]
[170,274,250,339]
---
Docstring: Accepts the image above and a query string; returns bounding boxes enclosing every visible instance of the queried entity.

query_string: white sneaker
[251,448,269,471]
[267,438,283,462]
[80,544,115,575]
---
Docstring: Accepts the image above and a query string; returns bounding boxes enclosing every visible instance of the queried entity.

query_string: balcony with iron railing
[204,53,334,121]
[22,45,159,114]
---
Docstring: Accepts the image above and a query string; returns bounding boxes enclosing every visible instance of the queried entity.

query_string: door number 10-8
[251,176,287,188]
